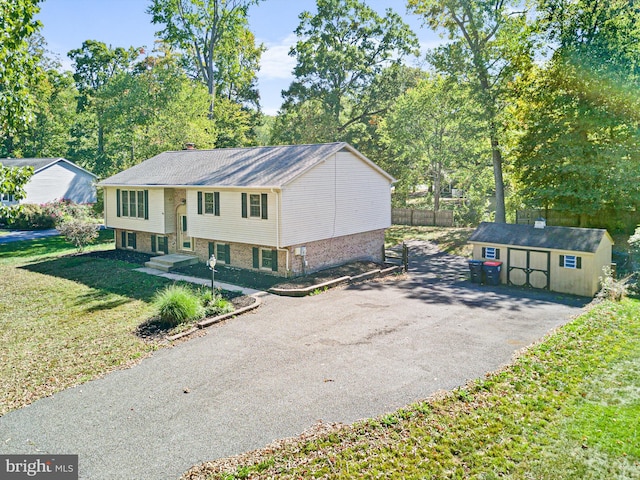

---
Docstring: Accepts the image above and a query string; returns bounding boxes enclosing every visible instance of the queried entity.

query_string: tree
[0,0,44,151]
[0,163,33,219]
[68,40,140,174]
[148,0,264,118]
[7,68,78,159]
[510,0,640,221]
[408,0,534,223]
[278,0,419,143]
[380,76,486,210]
[68,44,215,176]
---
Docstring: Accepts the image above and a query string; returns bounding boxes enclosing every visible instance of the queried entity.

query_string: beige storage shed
[468,221,614,297]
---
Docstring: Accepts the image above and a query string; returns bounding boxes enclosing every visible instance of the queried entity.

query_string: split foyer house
[0,158,97,205]
[469,221,614,297]
[98,142,394,277]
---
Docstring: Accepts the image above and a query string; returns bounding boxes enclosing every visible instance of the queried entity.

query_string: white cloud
[259,34,297,80]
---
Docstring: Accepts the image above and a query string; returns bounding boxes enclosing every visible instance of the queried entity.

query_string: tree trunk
[489,124,506,223]
[433,164,442,212]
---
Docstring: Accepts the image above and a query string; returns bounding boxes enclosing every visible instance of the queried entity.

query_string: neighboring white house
[0,158,98,205]
[98,142,395,276]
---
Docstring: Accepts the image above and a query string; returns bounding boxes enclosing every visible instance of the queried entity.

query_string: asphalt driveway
[0,241,588,479]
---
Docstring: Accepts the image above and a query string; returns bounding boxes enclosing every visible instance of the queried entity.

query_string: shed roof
[469,222,612,254]
[98,142,393,188]
[0,158,97,178]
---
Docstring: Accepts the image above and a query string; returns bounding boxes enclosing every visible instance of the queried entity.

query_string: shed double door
[507,248,550,290]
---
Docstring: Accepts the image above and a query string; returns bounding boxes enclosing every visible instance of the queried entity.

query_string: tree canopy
[0,0,43,143]
[510,0,640,219]
[408,0,534,223]
[148,0,264,116]
[273,0,420,146]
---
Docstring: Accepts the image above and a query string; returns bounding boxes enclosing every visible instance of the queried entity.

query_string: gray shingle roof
[98,142,391,188]
[1,158,62,172]
[469,222,611,253]
[0,158,97,177]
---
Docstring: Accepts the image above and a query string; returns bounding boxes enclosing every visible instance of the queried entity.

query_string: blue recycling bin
[482,261,502,286]
[468,260,484,283]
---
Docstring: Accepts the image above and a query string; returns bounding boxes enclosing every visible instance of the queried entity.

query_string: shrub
[5,204,56,229]
[153,285,205,327]
[200,287,234,317]
[629,226,640,272]
[4,199,99,230]
[597,266,630,302]
[57,218,100,252]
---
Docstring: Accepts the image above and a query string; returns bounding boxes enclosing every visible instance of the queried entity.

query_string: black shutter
[495,248,500,260]
[482,247,486,258]
[252,247,259,268]
[242,193,248,218]
[208,242,214,257]
[559,255,565,267]
[197,192,203,215]
[214,192,220,216]
[261,193,268,219]
[116,189,121,217]
[163,237,168,254]
[576,257,582,269]
[271,249,278,271]
[225,244,230,264]
[132,232,137,249]
[121,231,126,248]
[144,190,149,220]
[151,235,157,253]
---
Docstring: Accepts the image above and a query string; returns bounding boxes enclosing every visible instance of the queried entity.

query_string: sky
[37,0,442,115]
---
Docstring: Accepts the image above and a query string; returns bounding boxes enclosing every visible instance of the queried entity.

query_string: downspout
[272,188,289,273]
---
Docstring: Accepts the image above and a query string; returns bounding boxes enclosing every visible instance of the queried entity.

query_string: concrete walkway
[134,266,264,296]
[0,241,588,479]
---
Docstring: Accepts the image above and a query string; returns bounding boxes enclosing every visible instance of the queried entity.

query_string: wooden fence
[516,209,640,233]
[392,208,454,227]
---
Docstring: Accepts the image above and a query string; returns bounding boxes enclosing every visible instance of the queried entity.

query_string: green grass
[385,225,475,256]
[184,298,640,479]
[0,231,178,415]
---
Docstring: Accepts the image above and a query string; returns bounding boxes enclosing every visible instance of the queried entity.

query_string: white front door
[177,205,192,251]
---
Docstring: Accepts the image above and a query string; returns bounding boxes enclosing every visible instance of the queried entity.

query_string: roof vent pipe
[534,217,546,229]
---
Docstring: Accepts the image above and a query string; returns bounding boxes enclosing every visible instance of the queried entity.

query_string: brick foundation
[116,227,385,278]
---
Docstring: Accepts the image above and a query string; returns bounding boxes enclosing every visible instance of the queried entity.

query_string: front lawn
[0,232,177,415]
[184,298,640,479]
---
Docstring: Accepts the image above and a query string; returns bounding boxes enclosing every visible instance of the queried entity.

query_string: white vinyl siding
[104,187,168,234]
[21,161,96,204]
[280,151,391,246]
[188,189,278,246]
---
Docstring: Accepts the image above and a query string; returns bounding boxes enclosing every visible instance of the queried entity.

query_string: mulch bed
[84,248,394,291]
[84,249,152,265]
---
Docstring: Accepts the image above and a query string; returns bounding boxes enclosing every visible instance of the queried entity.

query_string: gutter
[272,187,289,272]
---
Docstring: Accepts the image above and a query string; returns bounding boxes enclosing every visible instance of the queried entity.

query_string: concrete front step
[144,254,199,272]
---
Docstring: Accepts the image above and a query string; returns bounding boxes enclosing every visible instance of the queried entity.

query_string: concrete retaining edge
[166,295,262,341]
[268,265,405,297]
